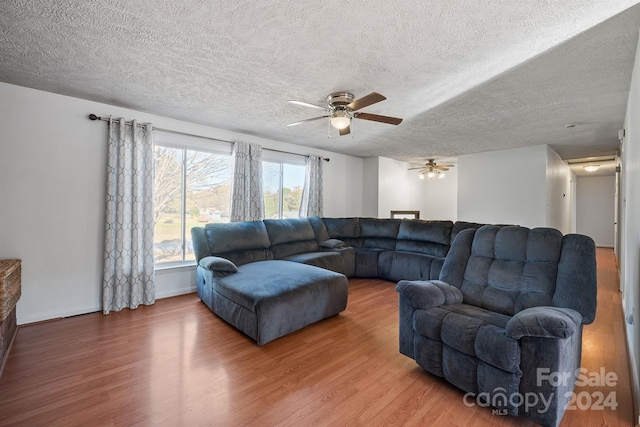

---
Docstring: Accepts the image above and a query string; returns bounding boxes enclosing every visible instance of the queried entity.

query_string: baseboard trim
[156,286,197,300]
[18,286,197,326]
[18,304,102,325]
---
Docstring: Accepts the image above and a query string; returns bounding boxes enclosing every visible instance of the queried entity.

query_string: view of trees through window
[153,144,307,265]
[263,161,306,219]
[154,145,231,264]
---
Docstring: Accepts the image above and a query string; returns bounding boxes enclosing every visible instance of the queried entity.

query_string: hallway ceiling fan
[408,159,455,179]
[286,92,402,136]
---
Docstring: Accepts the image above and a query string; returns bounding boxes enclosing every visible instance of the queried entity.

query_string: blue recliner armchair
[396,225,597,427]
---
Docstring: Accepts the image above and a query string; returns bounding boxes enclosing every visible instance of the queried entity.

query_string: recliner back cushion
[203,221,273,266]
[264,218,320,259]
[396,219,453,257]
[459,226,563,316]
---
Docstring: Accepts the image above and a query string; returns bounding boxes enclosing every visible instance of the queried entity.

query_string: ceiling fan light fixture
[330,110,351,130]
[584,165,600,172]
[288,92,401,135]
[438,172,446,179]
[418,173,425,180]
[426,171,437,179]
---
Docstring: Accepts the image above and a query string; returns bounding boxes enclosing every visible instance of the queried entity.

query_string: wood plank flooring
[0,248,633,426]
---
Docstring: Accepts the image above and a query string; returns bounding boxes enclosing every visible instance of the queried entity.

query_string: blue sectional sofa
[191,217,478,344]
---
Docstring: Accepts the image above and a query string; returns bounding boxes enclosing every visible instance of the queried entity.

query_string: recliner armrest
[198,256,238,274]
[395,280,463,310]
[506,306,582,339]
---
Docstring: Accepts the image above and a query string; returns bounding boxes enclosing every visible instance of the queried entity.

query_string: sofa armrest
[198,256,238,274]
[506,306,582,339]
[319,238,346,249]
[395,280,463,310]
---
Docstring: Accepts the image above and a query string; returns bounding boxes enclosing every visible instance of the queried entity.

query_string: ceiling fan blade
[286,116,330,127]
[339,124,351,136]
[435,167,450,171]
[347,92,386,111]
[288,100,331,111]
[407,167,425,170]
[354,112,403,125]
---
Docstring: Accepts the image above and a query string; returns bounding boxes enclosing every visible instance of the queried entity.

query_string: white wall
[621,30,640,422]
[546,146,575,235]
[362,157,379,217]
[377,157,426,218]
[0,82,364,324]
[361,156,458,220]
[457,145,548,227]
[423,167,458,220]
[576,175,615,247]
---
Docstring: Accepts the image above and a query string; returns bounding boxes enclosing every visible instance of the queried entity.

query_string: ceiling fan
[408,159,455,179]
[286,92,402,136]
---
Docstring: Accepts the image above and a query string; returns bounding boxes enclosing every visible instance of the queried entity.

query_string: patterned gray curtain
[299,154,324,217]
[103,117,155,314]
[230,140,264,221]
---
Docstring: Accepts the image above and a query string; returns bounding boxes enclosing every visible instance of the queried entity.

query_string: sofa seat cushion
[283,251,345,274]
[414,303,520,374]
[378,251,438,282]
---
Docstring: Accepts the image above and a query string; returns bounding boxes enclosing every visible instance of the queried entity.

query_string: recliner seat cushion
[414,304,520,374]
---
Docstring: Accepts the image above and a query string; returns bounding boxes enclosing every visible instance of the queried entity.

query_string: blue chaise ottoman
[197,258,348,345]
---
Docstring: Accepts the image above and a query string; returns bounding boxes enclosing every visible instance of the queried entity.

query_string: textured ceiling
[1,1,640,162]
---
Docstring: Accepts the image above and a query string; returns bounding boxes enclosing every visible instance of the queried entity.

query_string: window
[153,134,307,265]
[153,135,232,265]
[263,160,306,219]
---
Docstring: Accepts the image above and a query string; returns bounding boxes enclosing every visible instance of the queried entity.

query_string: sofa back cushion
[442,225,564,316]
[322,218,362,247]
[359,218,400,250]
[308,216,330,242]
[264,218,320,259]
[201,221,273,266]
[395,219,453,257]
[451,221,484,243]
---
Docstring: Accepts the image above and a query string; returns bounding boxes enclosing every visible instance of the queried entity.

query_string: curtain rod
[88,114,329,162]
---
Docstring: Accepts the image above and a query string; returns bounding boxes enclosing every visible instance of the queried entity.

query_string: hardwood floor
[0,248,633,426]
